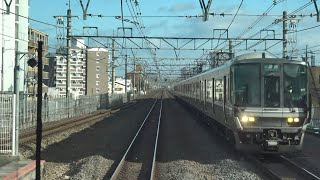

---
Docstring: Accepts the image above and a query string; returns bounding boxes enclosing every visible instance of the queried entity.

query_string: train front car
[232,58,310,153]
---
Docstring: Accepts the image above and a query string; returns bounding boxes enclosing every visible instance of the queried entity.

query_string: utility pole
[283,11,288,59]
[305,45,308,62]
[111,39,115,94]
[1,47,4,91]
[125,55,127,101]
[13,52,19,156]
[229,40,233,58]
[133,59,135,99]
[66,1,71,97]
[35,41,43,180]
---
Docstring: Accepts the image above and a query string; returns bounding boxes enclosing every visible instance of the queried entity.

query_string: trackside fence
[0,93,126,155]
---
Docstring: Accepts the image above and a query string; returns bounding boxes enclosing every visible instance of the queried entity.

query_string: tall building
[46,44,109,98]
[0,1,29,93]
[86,48,108,95]
[47,47,86,98]
[27,27,49,96]
[127,64,144,93]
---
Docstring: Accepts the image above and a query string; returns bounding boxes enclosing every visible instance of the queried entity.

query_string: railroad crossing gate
[0,94,14,155]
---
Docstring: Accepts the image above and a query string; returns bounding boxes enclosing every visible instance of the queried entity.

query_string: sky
[28,0,320,78]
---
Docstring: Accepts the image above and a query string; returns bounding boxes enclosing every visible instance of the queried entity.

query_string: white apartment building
[108,77,132,94]
[0,0,29,92]
[51,48,86,98]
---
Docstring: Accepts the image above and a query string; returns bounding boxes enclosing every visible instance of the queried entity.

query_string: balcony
[28,85,48,94]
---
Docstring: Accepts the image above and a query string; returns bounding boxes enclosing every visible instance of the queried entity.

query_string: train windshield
[284,64,307,108]
[234,63,261,107]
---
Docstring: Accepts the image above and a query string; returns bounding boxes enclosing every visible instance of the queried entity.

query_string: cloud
[158,2,197,13]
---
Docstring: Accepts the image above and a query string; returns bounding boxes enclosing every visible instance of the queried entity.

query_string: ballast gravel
[157,159,262,180]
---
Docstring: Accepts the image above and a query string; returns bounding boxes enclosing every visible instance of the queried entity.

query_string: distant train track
[19,101,137,144]
[246,154,320,180]
[110,92,163,180]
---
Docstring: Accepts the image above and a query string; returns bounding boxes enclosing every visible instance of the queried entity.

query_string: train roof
[176,52,307,85]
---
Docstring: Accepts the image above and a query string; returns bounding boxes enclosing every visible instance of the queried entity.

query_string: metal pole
[305,45,308,62]
[11,94,16,156]
[66,3,71,97]
[125,55,127,101]
[36,41,43,180]
[283,11,288,59]
[13,51,20,156]
[111,39,115,94]
[1,47,4,92]
[66,2,72,118]
[133,59,135,99]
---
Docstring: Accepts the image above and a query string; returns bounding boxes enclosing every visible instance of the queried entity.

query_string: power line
[0,8,62,28]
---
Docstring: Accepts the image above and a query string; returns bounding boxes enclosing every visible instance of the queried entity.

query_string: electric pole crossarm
[70,35,282,41]
[313,0,320,22]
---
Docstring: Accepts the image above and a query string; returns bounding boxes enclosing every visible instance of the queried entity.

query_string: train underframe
[234,128,304,153]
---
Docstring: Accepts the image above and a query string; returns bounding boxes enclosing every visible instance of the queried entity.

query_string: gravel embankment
[156,91,263,180]
[157,159,261,180]
[19,93,157,180]
[20,119,101,179]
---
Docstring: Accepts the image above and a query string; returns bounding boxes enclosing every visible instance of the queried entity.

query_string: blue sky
[29,0,320,77]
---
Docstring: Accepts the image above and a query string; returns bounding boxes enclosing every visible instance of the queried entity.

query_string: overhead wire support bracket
[199,0,213,21]
[79,0,91,20]
[313,0,320,22]
[83,26,98,36]
[260,30,275,39]
[4,0,13,14]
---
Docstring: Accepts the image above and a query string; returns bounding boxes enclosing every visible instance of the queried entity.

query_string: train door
[204,79,207,106]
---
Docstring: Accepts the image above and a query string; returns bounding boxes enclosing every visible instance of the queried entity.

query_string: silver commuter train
[173,52,311,153]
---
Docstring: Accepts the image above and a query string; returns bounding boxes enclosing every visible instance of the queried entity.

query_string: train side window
[200,81,203,101]
[212,78,215,102]
[207,79,213,101]
[215,79,223,102]
[204,80,207,102]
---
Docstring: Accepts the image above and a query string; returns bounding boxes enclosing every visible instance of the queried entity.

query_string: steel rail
[280,155,320,180]
[246,154,320,180]
[150,94,163,180]
[110,93,162,180]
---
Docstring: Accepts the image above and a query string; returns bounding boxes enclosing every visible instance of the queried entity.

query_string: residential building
[0,1,29,93]
[108,77,132,94]
[47,47,86,98]
[127,64,144,94]
[27,27,49,96]
[86,48,108,95]
[46,42,109,97]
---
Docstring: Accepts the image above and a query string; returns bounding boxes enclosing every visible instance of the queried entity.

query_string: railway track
[19,101,137,144]
[246,154,320,180]
[110,93,163,180]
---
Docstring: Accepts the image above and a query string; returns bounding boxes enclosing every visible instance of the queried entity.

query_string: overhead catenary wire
[232,0,314,51]
[0,8,62,28]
